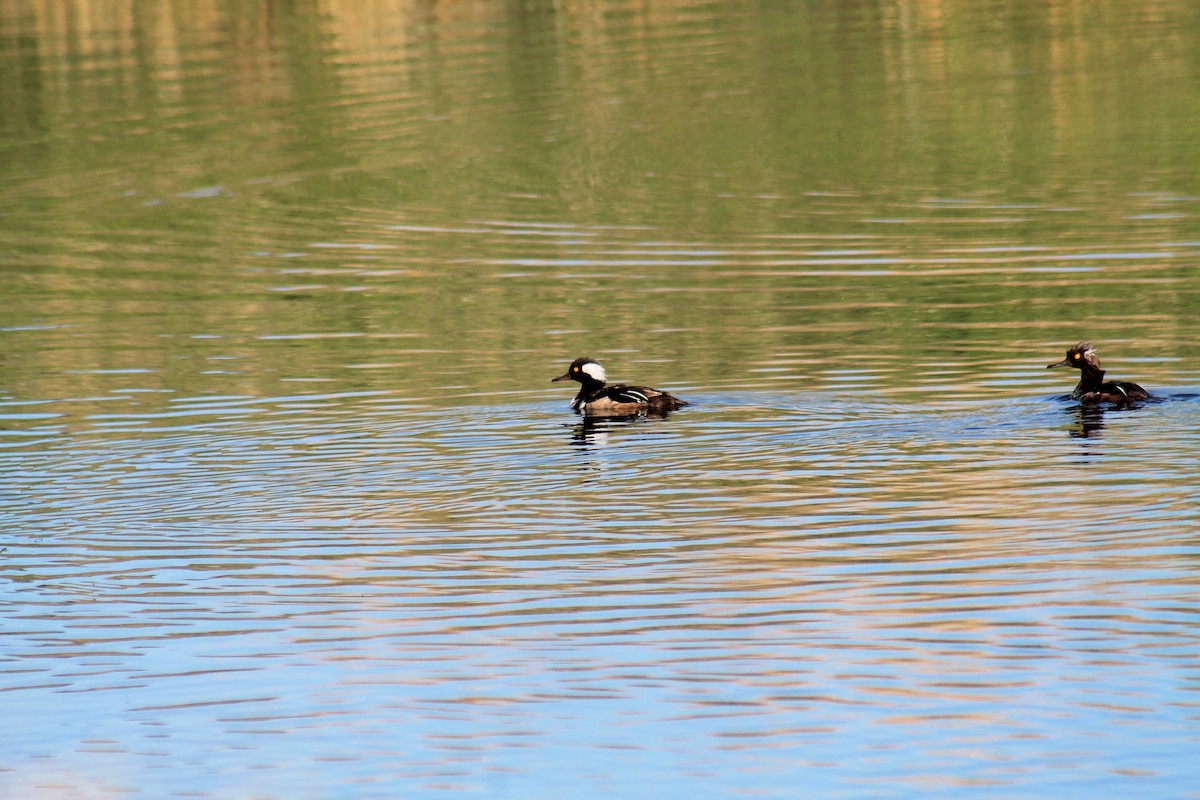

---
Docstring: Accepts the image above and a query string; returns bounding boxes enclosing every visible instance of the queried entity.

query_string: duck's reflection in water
[1068,403,1108,439]
[565,410,680,449]
[1063,392,1168,439]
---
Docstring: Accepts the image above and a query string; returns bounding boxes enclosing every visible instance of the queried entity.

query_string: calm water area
[3,0,1200,797]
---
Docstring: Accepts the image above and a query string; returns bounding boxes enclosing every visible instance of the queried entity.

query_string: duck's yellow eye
[573,366,579,372]
[1073,353,1080,359]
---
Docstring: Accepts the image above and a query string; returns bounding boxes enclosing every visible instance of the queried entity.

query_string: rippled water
[4,0,1200,797]
[5,381,1199,797]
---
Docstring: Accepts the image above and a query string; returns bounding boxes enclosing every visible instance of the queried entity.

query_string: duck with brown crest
[1047,342,1152,404]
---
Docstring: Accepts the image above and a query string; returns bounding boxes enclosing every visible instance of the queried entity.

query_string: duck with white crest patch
[551,357,689,416]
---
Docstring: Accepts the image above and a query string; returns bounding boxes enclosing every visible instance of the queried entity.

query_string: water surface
[3,1,1200,797]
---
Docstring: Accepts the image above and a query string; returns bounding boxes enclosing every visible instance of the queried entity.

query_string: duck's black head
[552,357,607,387]
[1047,342,1103,376]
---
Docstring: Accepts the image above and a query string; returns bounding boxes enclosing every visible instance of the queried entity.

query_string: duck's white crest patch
[581,362,606,382]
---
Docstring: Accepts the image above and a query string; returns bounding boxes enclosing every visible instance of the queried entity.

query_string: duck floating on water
[552,357,689,416]
[1047,342,1152,404]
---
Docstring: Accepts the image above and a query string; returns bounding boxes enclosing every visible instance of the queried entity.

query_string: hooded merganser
[1047,342,1152,404]
[552,357,689,416]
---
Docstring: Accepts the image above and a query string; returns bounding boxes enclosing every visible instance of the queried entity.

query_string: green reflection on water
[1,0,1198,403]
